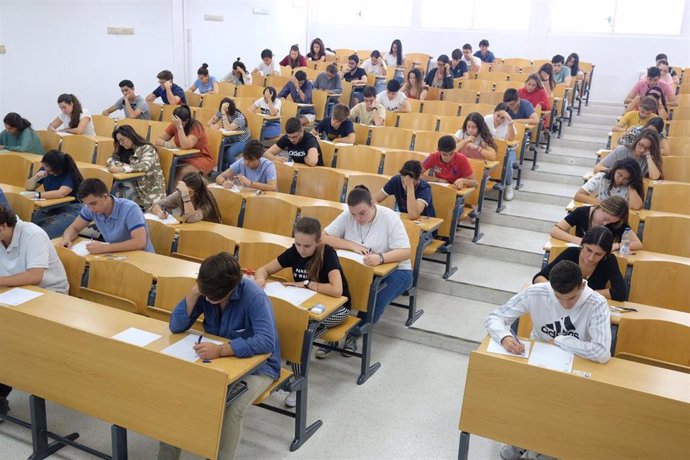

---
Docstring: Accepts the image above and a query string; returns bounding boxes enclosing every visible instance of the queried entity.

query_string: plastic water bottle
[619,227,631,256]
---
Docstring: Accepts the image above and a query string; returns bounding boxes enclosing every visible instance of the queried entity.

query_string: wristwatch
[35,192,41,199]
[304,279,310,288]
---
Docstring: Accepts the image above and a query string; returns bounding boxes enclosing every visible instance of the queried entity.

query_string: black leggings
[0,384,11,398]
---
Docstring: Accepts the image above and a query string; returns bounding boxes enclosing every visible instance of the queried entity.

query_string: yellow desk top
[157,147,201,157]
[243,190,348,211]
[398,213,443,233]
[544,237,690,266]
[608,300,690,326]
[0,182,75,208]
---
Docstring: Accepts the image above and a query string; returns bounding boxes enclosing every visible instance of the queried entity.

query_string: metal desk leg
[111,425,128,460]
[28,396,79,460]
[458,431,470,460]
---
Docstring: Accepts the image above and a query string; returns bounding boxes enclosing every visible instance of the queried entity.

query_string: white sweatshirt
[485,283,611,363]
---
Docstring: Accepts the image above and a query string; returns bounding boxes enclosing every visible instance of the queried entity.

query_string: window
[314,0,413,27]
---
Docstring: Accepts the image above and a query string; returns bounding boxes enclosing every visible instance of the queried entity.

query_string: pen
[510,330,526,356]
[197,335,211,363]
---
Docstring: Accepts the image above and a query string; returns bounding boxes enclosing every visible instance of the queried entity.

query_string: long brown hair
[57,93,83,129]
[631,128,663,179]
[589,196,629,242]
[180,172,221,223]
[294,217,324,281]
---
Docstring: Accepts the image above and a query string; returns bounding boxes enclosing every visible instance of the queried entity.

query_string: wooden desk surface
[608,300,690,326]
[0,286,267,459]
[398,213,443,233]
[179,221,295,247]
[459,336,690,459]
[0,183,75,208]
[544,237,690,266]
[74,160,146,182]
[244,190,348,211]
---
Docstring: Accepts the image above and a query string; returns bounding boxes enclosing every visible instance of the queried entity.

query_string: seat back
[640,215,690,258]
[396,112,439,131]
[217,82,237,97]
[353,123,370,145]
[465,159,490,207]
[200,93,225,113]
[244,111,266,143]
[421,100,461,117]
[369,127,414,150]
[667,137,690,156]
[338,257,374,315]
[81,259,153,315]
[35,130,62,152]
[649,182,690,214]
[429,183,459,241]
[238,241,292,280]
[208,186,243,226]
[628,260,690,313]
[80,166,114,191]
[149,276,198,322]
[174,229,236,262]
[0,153,33,186]
[146,218,176,256]
[148,121,171,144]
[401,218,421,269]
[242,195,298,236]
[346,173,395,208]
[92,115,116,137]
[117,118,150,139]
[661,156,690,183]
[184,91,203,107]
[235,85,265,99]
[489,139,517,182]
[413,131,447,153]
[54,245,86,297]
[273,160,297,193]
[60,135,97,163]
[299,205,343,228]
[4,192,34,221]
[205,127,223,170]
[295,167,346,202]
[616,318,690,373]
[339,80,353,107]
[437,115,466,134]
[280,99,300,133]
[442,89,479,104]
[268,296,310,365]
[460,103,496,117]
[317,139,337,168]
[160,105,178,123]
[381,150,428,176]
[460,79,492,92]
[478,91,505,105]
[147,102,162,121]
[668,121,690,138]
[312,89,330,122]
[335,145,383,173]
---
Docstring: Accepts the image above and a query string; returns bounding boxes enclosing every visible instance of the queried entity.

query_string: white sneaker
[283,391,296,408]
[315,343,334,359]
[504,184,515,201]
[500,445,527,460]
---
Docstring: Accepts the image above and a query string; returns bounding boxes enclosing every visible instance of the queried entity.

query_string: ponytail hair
[180,172,221,223]
[3,112,32,132]
[346,184,373,207]
[41,150,83,192]
[294,217,324,281]
[57,93,83,129]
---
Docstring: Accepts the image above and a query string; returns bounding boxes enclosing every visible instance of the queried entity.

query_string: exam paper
[336,250,366,264]
[161,333,223,362]
[70,240,109,256]
[527,341,574,373]
[486,337,531,358]
[264,282,316,306]
[144,213,179,225]
[112,327,162,347]
[0,288,44,306]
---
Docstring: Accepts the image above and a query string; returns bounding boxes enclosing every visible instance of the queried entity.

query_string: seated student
[624,66,677,108]
[279,44,307,69]
[108,125,166,209]
[102,80,151,120]
[613,96,657,132]
[566,52,584,79]
[207,98,251,169]
[534,226,626,301]
[157,252,280,460]
[0,187,8,209]
[323,185,412,338]
[362,50,388,93]
[473,39,495,63]
[485,103,518,199]
[453,112,498,161]
[25,150,83,239]
[153,105,215,177]
[188,63,219,94]
[550,195,642,251]
[655,53,680,86]
[249,86,282,139]
[342,54,368,103]
[254,216,351,405]
[312,104,355,144]
[401,68,428,100]
[462,43,482,73]
[518,73,551,112]
[425,55,454,89]
[252,48,280,76]
[62,178,154,253]
[617,116,669,156]
[539,63,556,96]
[349,86,386,126]
[421,135,477,190]
[264,118,324,166]
[376,79,412,113]
[449,48,469,79]
[313,64,343,93]
[375,160,435,219]
[0,112,44,154]
[594,128,663,180]
[222,58,252,86]
[306,37,328,62]
[656,58,676,88]
[216,140,277,192]
[577,158,644,210]
[551,54,572,86]
[47,93,95,136]
[625,85,669,120]
[385,39,406,83]
[278,70,315,126]
[145,70,186,105]
[149,171,221,223]
[502,88,539,124]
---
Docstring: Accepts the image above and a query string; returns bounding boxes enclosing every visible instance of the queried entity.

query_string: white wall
[0,0,688,127]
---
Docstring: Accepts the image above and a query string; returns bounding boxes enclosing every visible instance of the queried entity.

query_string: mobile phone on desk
[310,304,325,314]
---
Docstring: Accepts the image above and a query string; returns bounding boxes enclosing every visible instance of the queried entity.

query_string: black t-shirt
[563,206,625,241]
[534,247,627,301]
[315,118,354,141]
[343,67,367,82]
[277,244,351,305]
[275,131,324,166]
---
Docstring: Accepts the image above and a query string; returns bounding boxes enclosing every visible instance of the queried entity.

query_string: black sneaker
[341,335,358,357]
[0,397,9,420]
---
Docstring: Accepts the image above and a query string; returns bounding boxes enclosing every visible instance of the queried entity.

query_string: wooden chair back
[443,89,479,104]
[205,127,223,170]
[493,80,523,92]
[160,105,178,123]
[353,123,370,145]
[382,150,427,176]
[238,241,292,281]
[460,79,493,92]
[149,276,197,322]
[478,91,505,106]
[426,87,443,101]
[437,115,466,134]
[148,121,171,144]
[413,131,447,153]
[54,245,86,297]
[668,122,690,138]
[461,103,495,117]
[629,260,690,313]
[369,127,414,150]
[146,219,176,256]
[244,111,266,143]
[667,137,690,156]
[295,167,346,202]
[346,173,395,209]
[92,115,116,137]
[401,218,421,269]
[477,71,509,83]
[81,259,153,315]
[148,102,162,121]
[429,182,458,240]
[184,91,203,107]
[35,130,62,152]
[339,80,353,107]
[273,161,296,194]
[640,215,690,257]
[174,229,236,263]
[266,75,291,93]
[280,100,300,133]
[317,139,337,168]
[396,112,439,131]
[338,257,374,314]
[80,166,114,191]
[661,156,690,183]
[649,182,690,214]
[421,100,461,117]
[0,154,33,186]
[489,139,515,181]
[502,58,532,68]
[268,296,310,364]
[235,85,265,99]
[335,145,383,173]
[208,186,243,226]
[4,192,33,221]
[312,89,330,122]
[670,106,690,120]
[117,118,150,139]
[465,159,489,207]
[60,135,97,163]
[299,205,343,228]
[516,312,533,338]
[616,318,690,373]
[242,195,298,236]
[217,82,236,97]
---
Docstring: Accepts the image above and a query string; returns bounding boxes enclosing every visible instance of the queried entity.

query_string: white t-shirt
[384,53,404,67]
[325,205,412,270]
[58,108,95,136]
[376,91,408,111]
[462,55,482,70]
[256,60,277,76]
[362,58,386,77]
[0,220,69,294]
[582,172,629,201]
[484,114,510,140]
[254,97,282,116]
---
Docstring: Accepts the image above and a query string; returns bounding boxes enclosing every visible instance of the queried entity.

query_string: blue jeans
[372,269,413,324]
[222,140,247,170]
[263,121,281,139]
[31,202,82,239]
[351,88,364,104]
[374,79,387,94]
[504,149,517,186]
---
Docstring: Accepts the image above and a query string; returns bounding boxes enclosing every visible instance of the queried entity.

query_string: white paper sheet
[263,282,316,306]
[486,337,531,358]
[144,213,179,225]
[112,327,162,347]
[0,288,44,306]
[527,341,574,373]
[70,240,92,256]
[161,333,223,362]
[336,250,366,265]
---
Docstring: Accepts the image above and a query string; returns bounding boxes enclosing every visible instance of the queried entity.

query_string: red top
[279,55,307,69]
[518,86,551,111]
[165,123,215,174]
[422,151,473,184]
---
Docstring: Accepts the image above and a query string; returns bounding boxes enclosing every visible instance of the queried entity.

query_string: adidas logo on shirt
[541,316,580,339]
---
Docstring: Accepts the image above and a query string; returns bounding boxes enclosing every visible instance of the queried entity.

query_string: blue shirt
[229,157,277,184]
[278,81,314,114]
[450,61,468,78]
[38,169,77,197]
[382,175,435,217]
[0,187,8,209]
[79,196,154,252]
[507,99,535,120]
[193,76,218,94]
[315,118,354,141]
[169,278,281,380]
[474,50,496,63]
[152,83,187,104]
